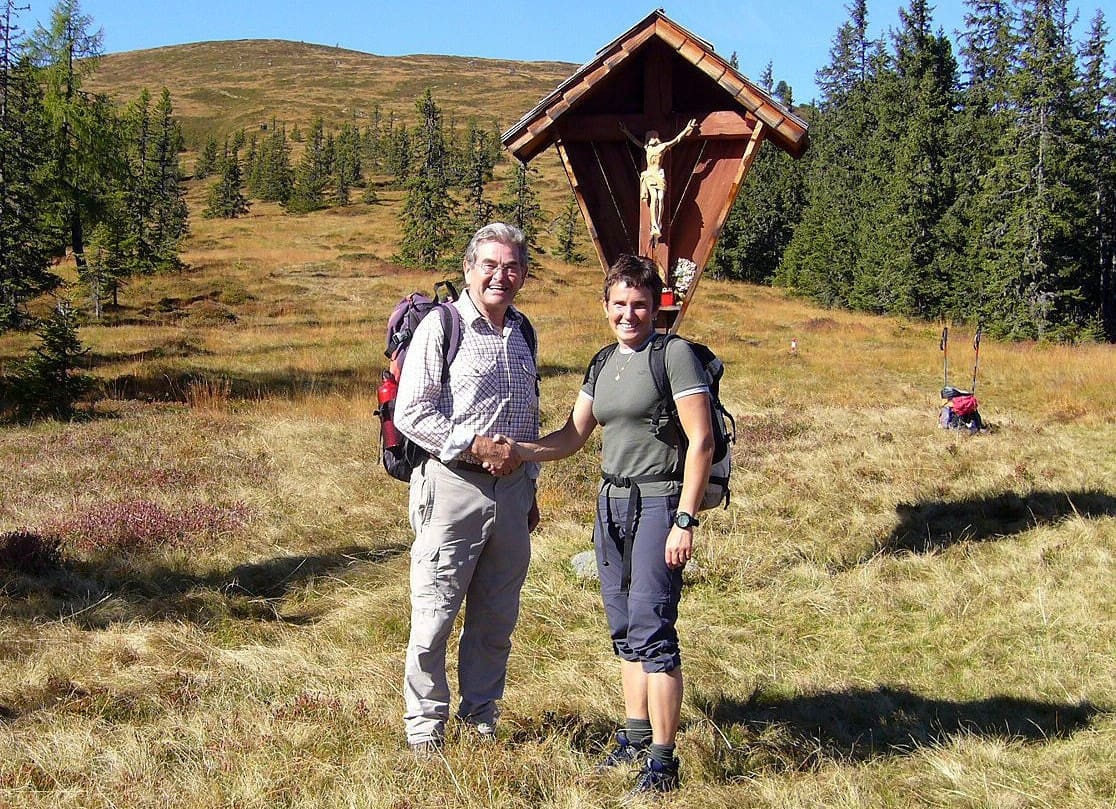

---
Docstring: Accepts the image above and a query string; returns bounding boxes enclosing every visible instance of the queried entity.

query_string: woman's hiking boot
[593,729,648,773]
[626,756,680,798]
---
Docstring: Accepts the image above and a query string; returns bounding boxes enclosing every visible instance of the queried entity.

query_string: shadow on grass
[0,542,408,630]
[99,368,369,402]
[693,684,1106,773]
[871,489,1116,558]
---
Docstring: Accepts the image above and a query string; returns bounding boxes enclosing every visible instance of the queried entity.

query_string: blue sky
[23,1,1115,103]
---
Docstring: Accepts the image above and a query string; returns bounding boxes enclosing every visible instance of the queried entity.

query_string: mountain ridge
[90,39,579,143]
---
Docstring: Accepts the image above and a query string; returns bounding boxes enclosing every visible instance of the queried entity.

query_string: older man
[394,222,540,754]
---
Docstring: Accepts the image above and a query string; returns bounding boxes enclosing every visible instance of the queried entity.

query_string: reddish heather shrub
[0,531,63,574]
[47,499,252,554]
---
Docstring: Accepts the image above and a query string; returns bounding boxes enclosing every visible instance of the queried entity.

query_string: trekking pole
[939,326,949,388]
[970,324,983,394]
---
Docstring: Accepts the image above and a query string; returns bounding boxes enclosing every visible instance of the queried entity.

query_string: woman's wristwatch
[674,511,699,529]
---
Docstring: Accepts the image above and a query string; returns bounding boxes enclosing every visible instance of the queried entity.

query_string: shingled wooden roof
[502,9,809,163]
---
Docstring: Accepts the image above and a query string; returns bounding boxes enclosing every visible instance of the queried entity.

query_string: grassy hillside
[89,40,582,256]
[1,41,1114,809]
[90,40,576,144]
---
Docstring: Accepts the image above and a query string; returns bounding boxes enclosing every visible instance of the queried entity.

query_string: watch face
[675,512,696,529]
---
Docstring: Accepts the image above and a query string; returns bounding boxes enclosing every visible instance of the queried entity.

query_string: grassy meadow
[1,40,1114,809]
[1,177,1113,809]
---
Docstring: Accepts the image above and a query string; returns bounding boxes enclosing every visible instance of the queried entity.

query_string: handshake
[468,434,524,476]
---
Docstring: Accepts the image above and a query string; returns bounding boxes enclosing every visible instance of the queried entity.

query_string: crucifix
[620,117,697,242]
[501,10,809,331]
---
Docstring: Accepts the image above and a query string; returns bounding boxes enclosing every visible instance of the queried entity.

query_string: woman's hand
[665,525,693,569]
[484,434,521,473]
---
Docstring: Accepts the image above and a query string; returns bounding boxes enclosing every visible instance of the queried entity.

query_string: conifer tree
[203,142,249,218]
[462,122,499,231]
[334,121,362,205]
[251,122,293,204]
[499,162,543,252]
[0,1,57,330]
[194,133,218,179]
[386,118,411,187]
[853,0,958,318]
[710,61,805,284]
[778,0,880,305]
[1078,10,1115,339]
[148,88,188,269]
[287,117,330,213]
[27,0,115,285]
[9,300,91,420]
[362,104,383,173]
[556,197,583,263]
[972,0,1093,338]
[106,86,187,299]
[397,89,457,268]
[712,146,805,284]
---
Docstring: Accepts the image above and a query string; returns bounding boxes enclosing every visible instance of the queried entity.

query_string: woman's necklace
[614,349,637,381]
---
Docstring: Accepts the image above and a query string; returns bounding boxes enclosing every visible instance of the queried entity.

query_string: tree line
[197,89,569,269]
[1,0,188,329]
[713,0,1115,342]
[1,0,188,418]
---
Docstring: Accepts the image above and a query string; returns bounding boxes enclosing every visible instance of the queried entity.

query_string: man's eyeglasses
[473,261,523,278]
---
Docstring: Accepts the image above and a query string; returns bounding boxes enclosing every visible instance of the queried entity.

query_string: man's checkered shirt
[394,292,539,471]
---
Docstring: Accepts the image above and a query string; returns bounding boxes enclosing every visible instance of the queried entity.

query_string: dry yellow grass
[2,56,1115,806]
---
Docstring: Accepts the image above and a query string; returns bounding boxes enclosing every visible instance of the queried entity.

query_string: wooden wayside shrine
[502,10,809,331]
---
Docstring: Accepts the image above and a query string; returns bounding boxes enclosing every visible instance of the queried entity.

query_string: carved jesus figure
[620,118,698,239]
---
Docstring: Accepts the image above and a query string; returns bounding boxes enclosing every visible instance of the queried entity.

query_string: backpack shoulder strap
[648,333,675,401]
[516,310,538,361]
[437,303,464,382]
[583,343,619,394]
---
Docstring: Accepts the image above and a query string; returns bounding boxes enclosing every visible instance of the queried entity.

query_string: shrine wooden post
[502,10,809,332]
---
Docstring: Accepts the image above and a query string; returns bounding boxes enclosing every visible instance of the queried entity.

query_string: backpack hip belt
[601,470,679,592]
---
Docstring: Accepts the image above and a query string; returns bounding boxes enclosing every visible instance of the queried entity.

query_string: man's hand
[528,497,540,533]
[470,434,521,476]
[482,434,524,474]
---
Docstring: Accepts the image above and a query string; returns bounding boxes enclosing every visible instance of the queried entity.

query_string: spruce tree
[556,197,583,263]
[149,88,187,269]
[334,121,362,205]
[944,0,1018,322]
[386,119,411,188]
[203,143,249,218]
[778,0,881,306]
[1079,10,1115,339]
[287,117,330,213]
[194,133,218,179]
[252,122,293,204]
[499,162,543,252]
[9,300,92,420]
[712,146,805,284]
[973,0,1094,338]
[397,89,457,268]
[362,104,383,173]
[462,122,498,231]
[853,0,959,318]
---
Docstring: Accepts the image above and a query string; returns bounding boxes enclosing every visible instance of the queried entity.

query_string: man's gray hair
[465,222,528,270]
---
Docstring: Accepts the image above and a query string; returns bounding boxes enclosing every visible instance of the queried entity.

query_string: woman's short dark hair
[603,254,663,306]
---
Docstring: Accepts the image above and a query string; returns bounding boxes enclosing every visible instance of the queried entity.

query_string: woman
[500,254,713,796]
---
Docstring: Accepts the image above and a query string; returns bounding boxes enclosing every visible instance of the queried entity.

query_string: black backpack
[376,283,537,482]
[586,333,735,510]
